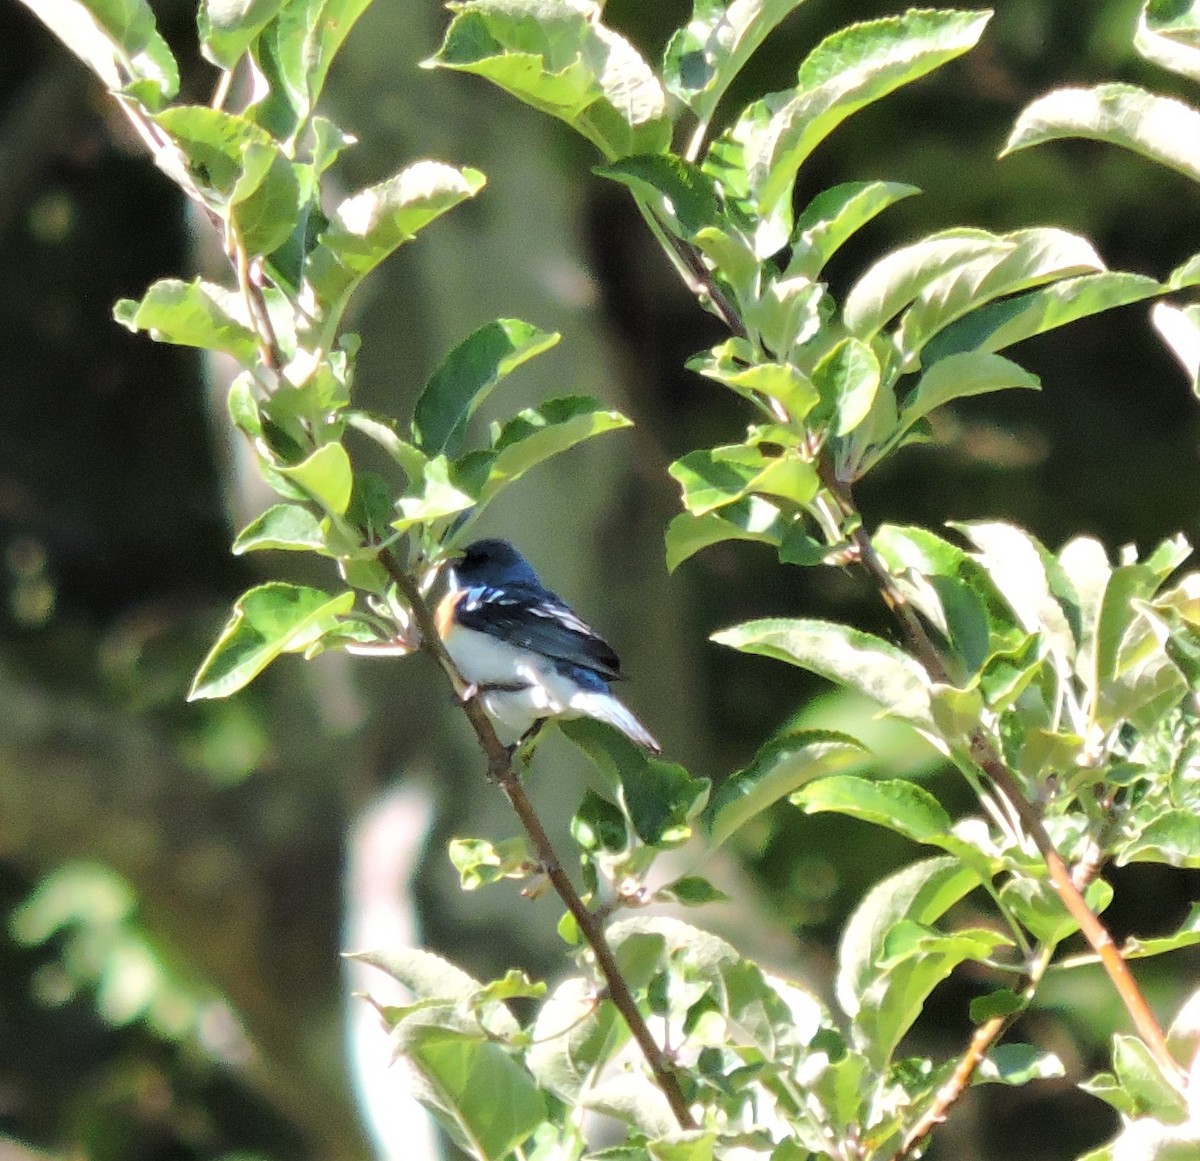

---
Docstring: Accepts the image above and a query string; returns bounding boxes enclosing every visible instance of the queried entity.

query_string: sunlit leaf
[1004,82,1200,184]
[113,278,259,361]
[189,583,356,699]
[663,496,790,572]
[412,319,559,457]
[198,0,285,69]
[713,618,933,728]
[308,161,486,305]
[232,503,326,554]
[708,729,866,848]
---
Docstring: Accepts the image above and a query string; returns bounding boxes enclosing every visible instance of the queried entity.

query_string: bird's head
[448,538,542,589]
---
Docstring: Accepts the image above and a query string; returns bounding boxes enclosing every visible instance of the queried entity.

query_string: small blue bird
[436,539,661,753]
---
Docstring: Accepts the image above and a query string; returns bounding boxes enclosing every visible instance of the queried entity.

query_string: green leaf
[812,337,881,436]
[429,0,670,159]
[595,154,726,239]
[788,180,921,280]
[835,856,979,1021]
[794,775,952,845]
[154,105,301,256]
[844,228,1004,339]
[656,875,731,906]
[923,271,1162,364]
[897,351,1040,436]
[113,278,259,361]
[232,503,326,554]
[447,837,532,890]
[254,0,376,132]
[392,456,476,534]
[412,319,559,457]
[1123,902,1200,960]
[198,0,285,70]
[708,729,866,849]
[349,946,483,1004]
[894,228,1105,363]
[975,1043,1065,1085]
[1004,82,1200,185]
[454,396,632,518]
[746,10,991,223]
[272,442,354,516]
[663,0,811,128]
[969,988,1024,1024]
[308,161,486,306]
[713,618,933,729]
[1111,1034,1190,1121]
[1138,0,1200,82]
[1117,809,1200,869]
[663,496,790,572]
[999,876,1113,945]
[1151,301,1200,397]
[396,1022,545,1160]
[527,978,624,1101]
[18,0,179,104]
[669,446,819,516]
[189,583,355,699]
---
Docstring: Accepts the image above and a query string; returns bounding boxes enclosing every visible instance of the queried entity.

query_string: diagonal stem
[821,471,1181,1085]
[379,549,699,1131]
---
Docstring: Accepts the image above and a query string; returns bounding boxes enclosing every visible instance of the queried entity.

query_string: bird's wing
[456,583,623,681]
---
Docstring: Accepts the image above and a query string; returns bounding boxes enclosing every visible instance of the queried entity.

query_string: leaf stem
[378,548,699,1131]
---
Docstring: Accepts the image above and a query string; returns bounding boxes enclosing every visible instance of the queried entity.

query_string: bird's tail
[570,690,662,754]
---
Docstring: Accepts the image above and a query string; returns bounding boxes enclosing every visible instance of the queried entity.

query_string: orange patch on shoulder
[435,588,466,641]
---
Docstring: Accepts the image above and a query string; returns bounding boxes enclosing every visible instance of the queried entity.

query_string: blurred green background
[1,1,1198,1158]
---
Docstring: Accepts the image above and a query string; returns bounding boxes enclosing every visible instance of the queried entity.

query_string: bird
[435,538,661,753]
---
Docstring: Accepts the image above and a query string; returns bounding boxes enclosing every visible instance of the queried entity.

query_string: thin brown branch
[378,548,699,1131]
[823,471,1182,1086]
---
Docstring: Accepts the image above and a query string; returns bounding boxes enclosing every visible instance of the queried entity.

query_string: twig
[899,946,1054,1156]
[378,549,699,1131]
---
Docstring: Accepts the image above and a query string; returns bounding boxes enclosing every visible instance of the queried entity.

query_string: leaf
[18,0,179,104]
[1004,83,1200,185]
[349,947,483,1004]
[308,161,486,305]
[1117,809,1200,869]
[1111,1034,1190,1122]
[255,0,377,131]
[897,351,1040,435]
[1136,0,1200,83]
[975,1043,1065,1085]
[526,977,624,1101]
[844,228,1004,339]
[788,180,921,279]
[113,278,259,361]
[232,503,326,554]
[669,446,819,516]
[1123,902,1200,960]
[656,875,731,906]
[708,729,866,849]
[713,619,933,729]
[395,1022,545,1160]
[922,271,1162,364]
[794,775,951,845]
[663,0,812,127]
[392,456,476,534]
[189,583,356,699]
[747,10,991,222]
[894,228,1106,363]
[595,154,726,238]
[663,496,790,572]
[198,0,285,70]
[412,319,560,457]
[834,855,980,1048]
[271,442,354,516]
[429,0,670,159]
[811,337,882,436]
[455,396,632,515]
[1151,301,1200,397]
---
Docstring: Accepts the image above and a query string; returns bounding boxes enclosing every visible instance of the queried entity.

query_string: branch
[825,474,1183,1085]
[378,549,699,1131]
